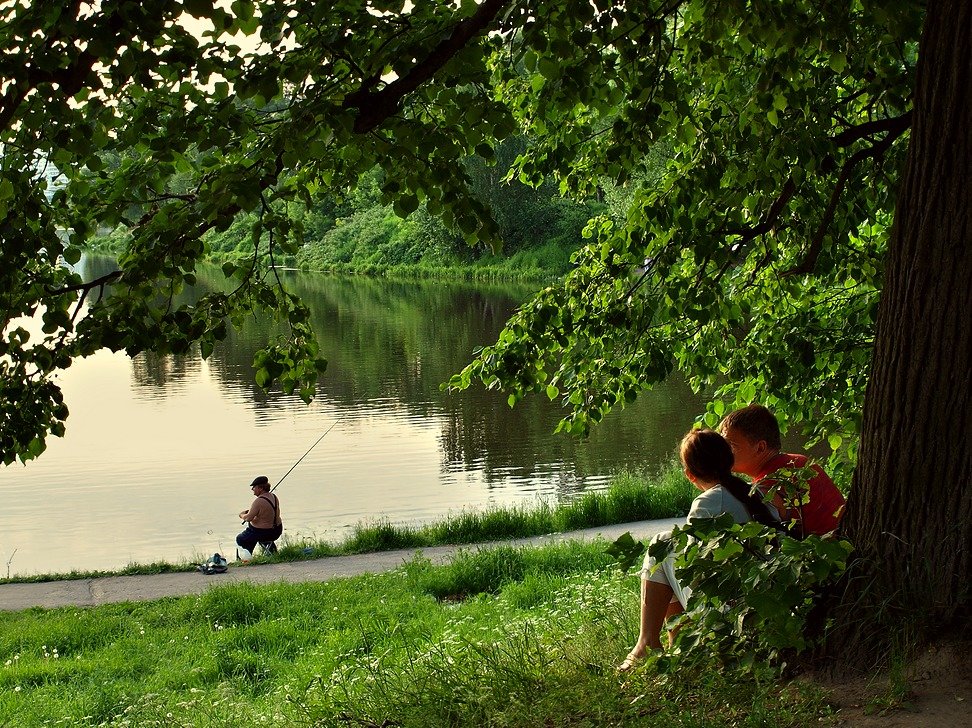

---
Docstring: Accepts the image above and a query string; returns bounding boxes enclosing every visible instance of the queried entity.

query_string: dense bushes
[88,138,605,280]
[292,145,604,277]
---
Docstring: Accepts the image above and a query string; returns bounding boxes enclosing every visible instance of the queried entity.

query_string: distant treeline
[90,137,632,281]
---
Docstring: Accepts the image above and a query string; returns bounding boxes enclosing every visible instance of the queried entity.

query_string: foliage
[1,0,923,466]
[1,0,510,463]
[663,516,853,668]
[448,0,921,460]
[609,513,853,672]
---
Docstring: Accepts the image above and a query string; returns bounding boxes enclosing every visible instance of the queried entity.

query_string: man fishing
[236,475,283,562]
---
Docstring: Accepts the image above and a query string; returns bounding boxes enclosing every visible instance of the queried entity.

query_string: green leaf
[255,367,271,388]
[185,0,215,17]
[393,194,419,217]
[605,532,646,572]
[538,58,560,80]
[738,381,757,403]
[27,437,46,458]
[711,539,744,561]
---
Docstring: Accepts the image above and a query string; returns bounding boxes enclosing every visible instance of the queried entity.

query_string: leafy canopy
[0,0,921,464]
[450,0,919,462]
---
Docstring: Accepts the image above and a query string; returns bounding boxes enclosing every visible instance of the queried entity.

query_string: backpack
[197,552,228,575]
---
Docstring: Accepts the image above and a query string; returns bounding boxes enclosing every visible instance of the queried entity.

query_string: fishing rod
[271,419,339,493]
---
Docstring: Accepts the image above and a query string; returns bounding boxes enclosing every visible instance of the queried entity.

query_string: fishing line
[271,418,339,492]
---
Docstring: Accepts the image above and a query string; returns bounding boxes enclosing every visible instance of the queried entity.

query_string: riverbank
[290,256,562,283]
[0,517,681,611]
[2,534,966,728]
[84,242,571,285]
[1,468,693,586]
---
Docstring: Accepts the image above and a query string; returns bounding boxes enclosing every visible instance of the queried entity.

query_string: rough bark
[834,0,972,661]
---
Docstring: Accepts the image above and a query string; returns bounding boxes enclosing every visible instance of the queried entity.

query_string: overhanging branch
[716,112,912,279]
[48,270,123,296]
[342,0,512,133]
[786,122,910,276]
[721,178,797,244]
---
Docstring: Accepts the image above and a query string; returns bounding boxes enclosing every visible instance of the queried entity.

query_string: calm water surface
[0,257,708,577]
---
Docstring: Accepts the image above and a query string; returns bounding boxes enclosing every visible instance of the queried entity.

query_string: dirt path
[0,518,680,612]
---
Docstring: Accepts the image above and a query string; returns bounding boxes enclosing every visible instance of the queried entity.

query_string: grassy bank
[291,258,560,284]
[1,466,693,585]
[290,238,582,284]
[0,540,833,727]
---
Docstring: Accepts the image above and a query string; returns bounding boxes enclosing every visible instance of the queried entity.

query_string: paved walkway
[0,518,680,612]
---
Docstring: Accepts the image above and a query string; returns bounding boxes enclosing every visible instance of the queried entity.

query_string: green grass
[0,541,835,727]
[1,465,694,585]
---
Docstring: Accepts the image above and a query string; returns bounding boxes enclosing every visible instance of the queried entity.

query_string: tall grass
[0,541,833,727]
[287,463,693,560]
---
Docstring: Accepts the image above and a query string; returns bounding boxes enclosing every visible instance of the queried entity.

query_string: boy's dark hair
[718,404,782,450]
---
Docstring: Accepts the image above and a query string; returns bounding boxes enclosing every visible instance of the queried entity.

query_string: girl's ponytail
[720,474,780,527]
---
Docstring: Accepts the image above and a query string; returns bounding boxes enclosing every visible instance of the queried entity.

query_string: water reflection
[0,256,709,577]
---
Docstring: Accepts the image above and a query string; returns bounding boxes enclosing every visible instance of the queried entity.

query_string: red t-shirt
[753,453,845,536]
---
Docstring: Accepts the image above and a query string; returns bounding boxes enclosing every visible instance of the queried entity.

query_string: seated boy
[719,404,845,537]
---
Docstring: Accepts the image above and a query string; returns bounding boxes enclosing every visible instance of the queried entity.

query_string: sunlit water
[0,257,709,577]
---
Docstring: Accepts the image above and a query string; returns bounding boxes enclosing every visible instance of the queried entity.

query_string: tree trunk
[834,0,972,662]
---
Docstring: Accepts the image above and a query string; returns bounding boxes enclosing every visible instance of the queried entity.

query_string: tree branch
[342,0,512,134]
[48,270,123,297]
[786,123,910,276]
[53,270,122,324]
[831,111,912,147]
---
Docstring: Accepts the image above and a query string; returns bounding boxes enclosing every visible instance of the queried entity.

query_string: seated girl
[619,428,780,670]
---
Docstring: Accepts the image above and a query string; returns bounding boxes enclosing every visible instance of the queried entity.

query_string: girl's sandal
[617,651,645,672]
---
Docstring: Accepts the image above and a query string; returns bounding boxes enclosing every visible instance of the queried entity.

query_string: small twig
[720,178,797,243]
[881,531,910,546]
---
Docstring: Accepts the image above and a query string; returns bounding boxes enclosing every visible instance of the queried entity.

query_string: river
[0,256,708,577]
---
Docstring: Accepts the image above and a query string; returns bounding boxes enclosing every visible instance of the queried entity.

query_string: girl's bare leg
[620,579,674,670]
[665,598,685,646]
